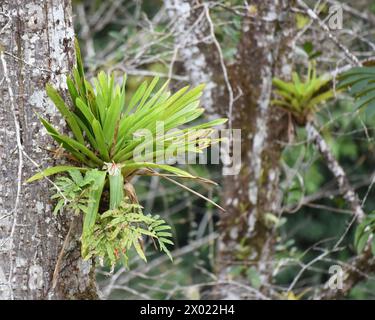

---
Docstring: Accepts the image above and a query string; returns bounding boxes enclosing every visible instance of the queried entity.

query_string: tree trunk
[0,0,98,299]
[217,1,295,298]
[166,0,295,299]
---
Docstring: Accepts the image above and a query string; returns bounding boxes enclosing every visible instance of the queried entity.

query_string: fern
[147,214,174,261]
[51,169,97,216]
[84,199,173,267]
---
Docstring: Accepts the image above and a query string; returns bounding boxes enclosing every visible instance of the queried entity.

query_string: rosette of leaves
[27,40,227,267]
[272,63,334,125]
[338,66,375,117]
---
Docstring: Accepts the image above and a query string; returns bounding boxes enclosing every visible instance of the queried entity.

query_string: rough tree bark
[218,1,295,298]
[164,0,228,119]
[166,0,296,298]
[0,0,97,299]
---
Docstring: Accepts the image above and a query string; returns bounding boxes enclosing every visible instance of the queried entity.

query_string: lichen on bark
[216,1,296,298]
[164,0,296,298]
[0,0,97,300]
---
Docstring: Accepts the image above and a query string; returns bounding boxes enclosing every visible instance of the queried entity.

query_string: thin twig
[0,48,23,300]
[297,0,360,66]
[204,4,234,132]
[306,121,365,222]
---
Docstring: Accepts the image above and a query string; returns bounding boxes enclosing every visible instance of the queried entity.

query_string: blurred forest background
[66,0,375,299]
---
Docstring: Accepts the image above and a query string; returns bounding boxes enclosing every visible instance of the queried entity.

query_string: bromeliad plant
[272,63,334,125]
[27,40,227,267]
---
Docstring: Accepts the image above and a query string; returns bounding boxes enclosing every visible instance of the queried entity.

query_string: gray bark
[164,0,228,119]
[306,122,365,222]
[0,0,97,299]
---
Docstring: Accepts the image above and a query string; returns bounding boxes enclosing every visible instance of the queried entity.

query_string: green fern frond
[83,198,173,268]
[51,169,96,216]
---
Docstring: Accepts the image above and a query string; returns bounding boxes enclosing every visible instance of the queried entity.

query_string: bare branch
[306,121,365,222]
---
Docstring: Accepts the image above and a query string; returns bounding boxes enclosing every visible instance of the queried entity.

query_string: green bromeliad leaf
[48,70,223,169]
[81,170,107,257]
[32,55,225,184]
[26,166,88,183]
